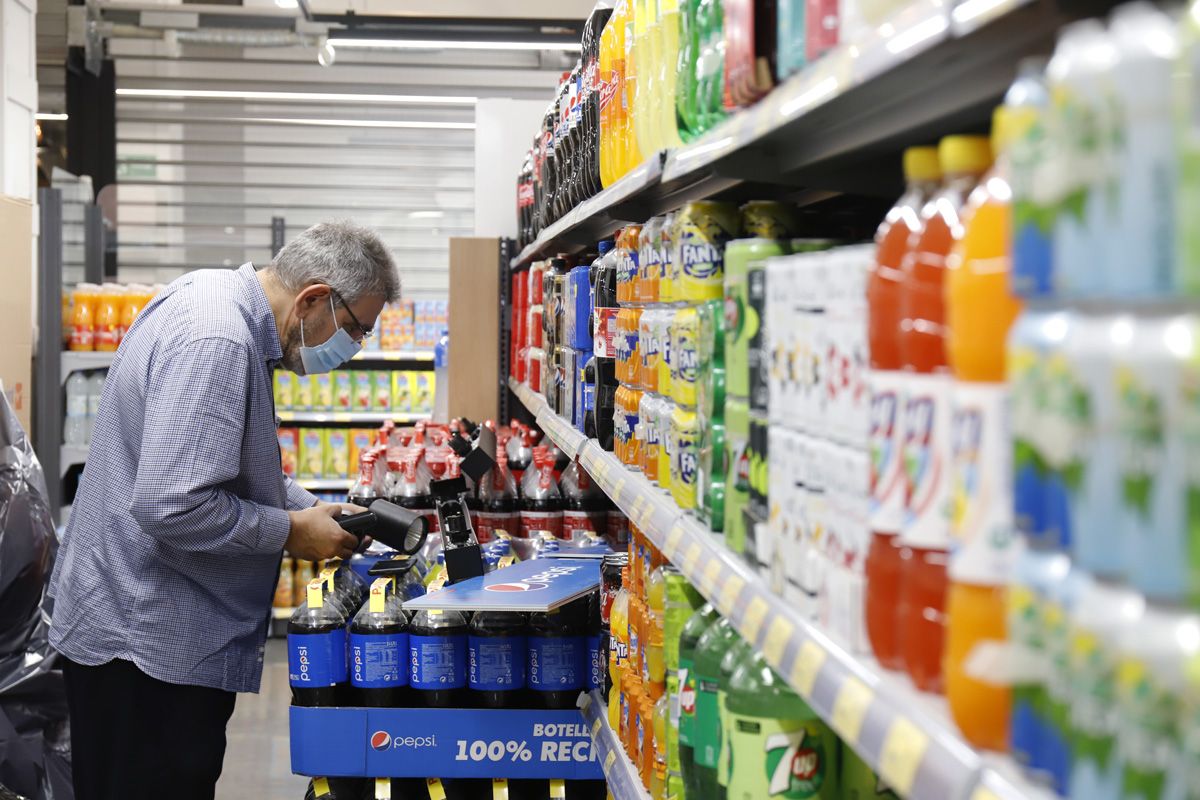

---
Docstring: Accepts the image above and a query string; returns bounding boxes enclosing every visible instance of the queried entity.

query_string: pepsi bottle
[333,560,367,609]
[468,610,528,709]
[408,608,469,708]
[526,605,585,709]
[585,590,603,693]
[288,583,349,707]
[349,579,409,708]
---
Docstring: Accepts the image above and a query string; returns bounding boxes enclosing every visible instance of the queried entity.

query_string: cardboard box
[348,428,374,472]
[313,373,334,411]
[294,375,315,410]
[0,196,32,433]
[333,371,353,410]
[298,428,326,479]
[273,372,294,411]
[324,428,349,479]
[277,428,299,476]
[352,371,373,411]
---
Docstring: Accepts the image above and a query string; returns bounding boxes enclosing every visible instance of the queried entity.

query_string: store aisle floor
[216,639,309,800]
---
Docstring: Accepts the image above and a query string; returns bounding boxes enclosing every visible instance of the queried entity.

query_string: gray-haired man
[49,222,399,800]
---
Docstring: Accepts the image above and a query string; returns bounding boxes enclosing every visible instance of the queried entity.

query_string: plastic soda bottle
[896,135,991,693]
[943,108,1023,751]
[609,569,633,728]
[678,604,718,796]
[599,8,619,188]
[864,146,941,671]
[676,0,702,142]
[619,0,645,180]
[691,616,737,798]
[1007,58,1053,299]
[656,0,683,148]
[93,284,123,352]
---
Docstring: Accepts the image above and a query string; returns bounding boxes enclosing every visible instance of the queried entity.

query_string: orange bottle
[943,110,1023,749]
[864,147,941,671]
[69,283,99,351]
[896,135,992,693]
[118,284,149,342]
[599,10,618,188]
[93,284,123,352]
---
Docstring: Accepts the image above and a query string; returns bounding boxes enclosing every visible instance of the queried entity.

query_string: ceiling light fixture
[115,88,477,105]
[234,117,475,129]
[36,112,69,121]
[407,211,445,219]
[326,37,581,52]
[274,0,298,7]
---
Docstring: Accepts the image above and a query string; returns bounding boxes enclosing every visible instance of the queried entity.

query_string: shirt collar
[236,263,284,366]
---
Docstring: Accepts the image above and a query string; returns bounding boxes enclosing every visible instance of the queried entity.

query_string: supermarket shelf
[352,349,435,362]
[578,691,651,800]
[511,379,1051,800]
[60,351,115,383]
[276,411,429,424]
[295,478,353,491]
[508,0,1103,269]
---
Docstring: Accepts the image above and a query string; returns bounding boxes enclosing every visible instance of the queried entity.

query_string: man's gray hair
[271,221,401,304]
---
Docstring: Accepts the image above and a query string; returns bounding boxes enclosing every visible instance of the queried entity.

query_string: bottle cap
[938,135,992,176]
[902,146,941,182]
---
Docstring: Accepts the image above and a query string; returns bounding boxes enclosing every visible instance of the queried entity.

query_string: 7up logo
[764,728,825,797]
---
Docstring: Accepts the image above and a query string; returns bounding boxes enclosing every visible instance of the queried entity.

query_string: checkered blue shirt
[49,263,318,693]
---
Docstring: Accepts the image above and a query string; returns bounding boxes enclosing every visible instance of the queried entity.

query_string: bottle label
[563,509,598,537]
[587,634,603,691]
[527,635,584,691]
[948,382,1017,584]
[900,372,953,549]
[94,325,120,350]
[868,369,906,534]
[288,629,347,688]
[608,511,630,545]
[594,307,619,358]
[728,714,829,798]
[476,511,516,544]
[677,659,697,746]
[70,325,94,349]
[409,634,467,690]
[468,635,526,691]
[521,510,564,539]
[66,393,89,417]
[87,392,102,416]
[350,632,408,688]
[693,674,721,768]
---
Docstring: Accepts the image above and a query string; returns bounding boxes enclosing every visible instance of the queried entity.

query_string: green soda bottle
[679,604,720,798]
[841,743,899,799]
[716,635,753,799]
[725,648,837,799]
[693,616,739,798]
[665,568,704,796]
[676,0,702,142]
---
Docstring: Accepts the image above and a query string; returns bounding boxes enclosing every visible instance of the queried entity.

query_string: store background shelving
[276,410,428,424]
[511,378,1052,800]
[577,691,651,800]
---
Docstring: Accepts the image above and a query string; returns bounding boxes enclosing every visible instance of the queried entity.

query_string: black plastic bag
[0,391,71,800]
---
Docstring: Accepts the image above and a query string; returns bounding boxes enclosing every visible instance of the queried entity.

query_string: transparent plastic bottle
[86,370,106,442]
[64,371,90,445]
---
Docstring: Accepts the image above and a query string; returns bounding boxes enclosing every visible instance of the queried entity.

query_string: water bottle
[64,371,90,445]
[86,370,106,442]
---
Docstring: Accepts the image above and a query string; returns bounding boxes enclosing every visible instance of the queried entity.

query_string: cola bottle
[476,452,519,543]
[527,602,586,710]
[288,583,349,707]
[582,6,613,198]
[563,61,583,213]
[561,460,607,541]
[386,453,436,534]
[468,610,528,709]
[348,452,379,509]
[408,608,469,708]
[520,447,563,539]
[348,580,408,708]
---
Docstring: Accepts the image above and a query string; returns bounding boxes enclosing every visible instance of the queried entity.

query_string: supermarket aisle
[216,639,308,800]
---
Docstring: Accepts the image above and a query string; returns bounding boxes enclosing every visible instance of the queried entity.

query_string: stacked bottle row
[515,0,915,247]
[66,282,158,352]
[602,526,898,799]
[63,369,106,446]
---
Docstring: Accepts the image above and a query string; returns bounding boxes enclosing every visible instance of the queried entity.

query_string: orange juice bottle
[943,109,1024,750]
[118,284,147,342]
[93,284,123,351]
[615,0,643,181]
[896,135,992,693]
[69,283,99,351]
[599,10,618,188]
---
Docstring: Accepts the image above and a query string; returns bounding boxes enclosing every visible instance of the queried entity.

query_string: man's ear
[293,283,331,318]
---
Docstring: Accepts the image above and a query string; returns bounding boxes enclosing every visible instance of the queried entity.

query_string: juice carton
[393,372,414,412]
[413,372,435,415]
[323,429,350,479]
[348,428,374,469]
[333,371,353,410]
[294,375,315,411]
[298,428,326,479]
[312,373,334,411]
[277,428,299,476]
[273,372,295,411]
[352,371,374,411]
[373,372,392,411]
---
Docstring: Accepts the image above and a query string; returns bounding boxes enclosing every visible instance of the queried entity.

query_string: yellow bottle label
[369,577,389,613]
[307,580,324,608]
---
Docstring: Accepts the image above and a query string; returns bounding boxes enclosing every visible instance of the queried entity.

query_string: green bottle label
[679,658,697,746]
[694,674,722,768]
[667,673,682,774]
[717,689,731,788]
[726,714,828,799]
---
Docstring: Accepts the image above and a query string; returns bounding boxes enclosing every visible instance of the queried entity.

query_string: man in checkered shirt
[48,222,400,800]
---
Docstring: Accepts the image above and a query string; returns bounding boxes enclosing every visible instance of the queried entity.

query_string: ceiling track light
[324,37,581,52]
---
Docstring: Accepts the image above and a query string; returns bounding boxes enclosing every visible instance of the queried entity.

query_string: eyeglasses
[330,287,373,341]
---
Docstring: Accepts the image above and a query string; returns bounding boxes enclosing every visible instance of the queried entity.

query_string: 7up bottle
[725,647,835,799]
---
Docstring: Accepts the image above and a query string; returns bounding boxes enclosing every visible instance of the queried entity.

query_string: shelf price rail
[578,691,651,800]
[511,378,1049,800]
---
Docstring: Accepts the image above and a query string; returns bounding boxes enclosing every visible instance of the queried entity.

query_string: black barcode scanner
[338,499,428,555]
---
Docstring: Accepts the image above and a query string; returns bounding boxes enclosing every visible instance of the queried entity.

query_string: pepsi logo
[370,731,391,751]
[485,580,551,593]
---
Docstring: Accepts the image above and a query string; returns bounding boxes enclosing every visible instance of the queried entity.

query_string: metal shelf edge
[578,691,652,800]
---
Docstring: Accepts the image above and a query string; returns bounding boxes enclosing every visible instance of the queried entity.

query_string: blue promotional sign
[403,558,599,613]
[290,706,603,780]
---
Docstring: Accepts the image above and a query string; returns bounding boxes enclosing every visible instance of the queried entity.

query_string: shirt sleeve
[128,335,292,556]
[283,474,320,511]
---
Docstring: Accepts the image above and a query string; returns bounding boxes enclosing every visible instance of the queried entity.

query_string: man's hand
[285,505,360,561]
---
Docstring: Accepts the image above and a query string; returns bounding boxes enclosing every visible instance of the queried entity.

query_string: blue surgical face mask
[298,294,362,374]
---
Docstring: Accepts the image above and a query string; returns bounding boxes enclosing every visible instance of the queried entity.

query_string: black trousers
[62,657,237,800]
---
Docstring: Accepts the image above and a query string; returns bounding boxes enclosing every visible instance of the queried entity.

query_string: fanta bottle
[93,284,123,352]
[600,10,618,187]
[897,135,992,693]
[69,283,99,352]
[656,0,683,148]
[616,0,644,180]
[864,146,940,671]
[943,106,1024,751]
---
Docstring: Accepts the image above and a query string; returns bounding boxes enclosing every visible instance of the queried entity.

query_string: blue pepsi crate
[290,706,604,779]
